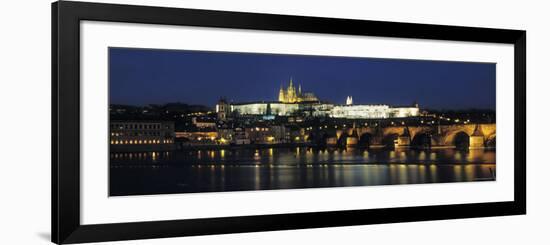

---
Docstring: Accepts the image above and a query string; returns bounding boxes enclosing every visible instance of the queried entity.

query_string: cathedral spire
[346,96,353,105]
[289,77,294,88]
[278,83,285,102]
[298,84,302,95]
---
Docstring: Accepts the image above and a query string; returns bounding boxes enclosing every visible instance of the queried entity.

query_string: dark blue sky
[109,47,495,110]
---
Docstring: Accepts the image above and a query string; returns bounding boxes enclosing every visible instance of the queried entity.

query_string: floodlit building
[191,117,217,128]
[331,104,420,119]
[110,121,176,152]
[231,102,300,116]
[388,106,421,118]
[331,104,390,119]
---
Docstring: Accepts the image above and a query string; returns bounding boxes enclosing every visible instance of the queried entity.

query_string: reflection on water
[109,147,496,196]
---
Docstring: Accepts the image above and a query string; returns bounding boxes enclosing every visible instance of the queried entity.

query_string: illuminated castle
[225,78,420,119]
[278,78,319,103]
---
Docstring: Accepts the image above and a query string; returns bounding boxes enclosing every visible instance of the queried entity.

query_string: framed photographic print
[52,1,526,244]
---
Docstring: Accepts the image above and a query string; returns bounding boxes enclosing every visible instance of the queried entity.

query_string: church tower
[287,77,296,102]
[278,84,286,102]
[216,98,230,121]
[346,96,353,105]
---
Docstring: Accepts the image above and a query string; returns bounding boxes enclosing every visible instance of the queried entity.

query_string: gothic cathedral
[278,78,319,103]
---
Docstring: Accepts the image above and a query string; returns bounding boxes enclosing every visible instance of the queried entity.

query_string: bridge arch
[382,133,399,148]
[359,133,373,147]
[411,132,432,149]
[452,131,470,149]
[486,134,496,148]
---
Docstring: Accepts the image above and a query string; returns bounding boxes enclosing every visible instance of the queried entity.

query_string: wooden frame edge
[52,1,527,244]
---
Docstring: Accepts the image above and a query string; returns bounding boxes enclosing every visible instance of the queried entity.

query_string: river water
[109,147,495,196]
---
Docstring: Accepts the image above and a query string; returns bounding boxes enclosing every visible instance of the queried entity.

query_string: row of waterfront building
[109,119,491,152]
[110,121,176,152]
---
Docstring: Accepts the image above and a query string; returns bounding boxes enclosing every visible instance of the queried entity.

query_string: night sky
[109,47,496,110]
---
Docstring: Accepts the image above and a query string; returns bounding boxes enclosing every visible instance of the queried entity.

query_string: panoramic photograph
[108,47,496,196]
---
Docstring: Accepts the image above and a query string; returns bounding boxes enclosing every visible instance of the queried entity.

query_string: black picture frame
[52,1,526,244]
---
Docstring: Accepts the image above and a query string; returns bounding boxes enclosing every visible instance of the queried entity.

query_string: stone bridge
[321,123,496,149]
